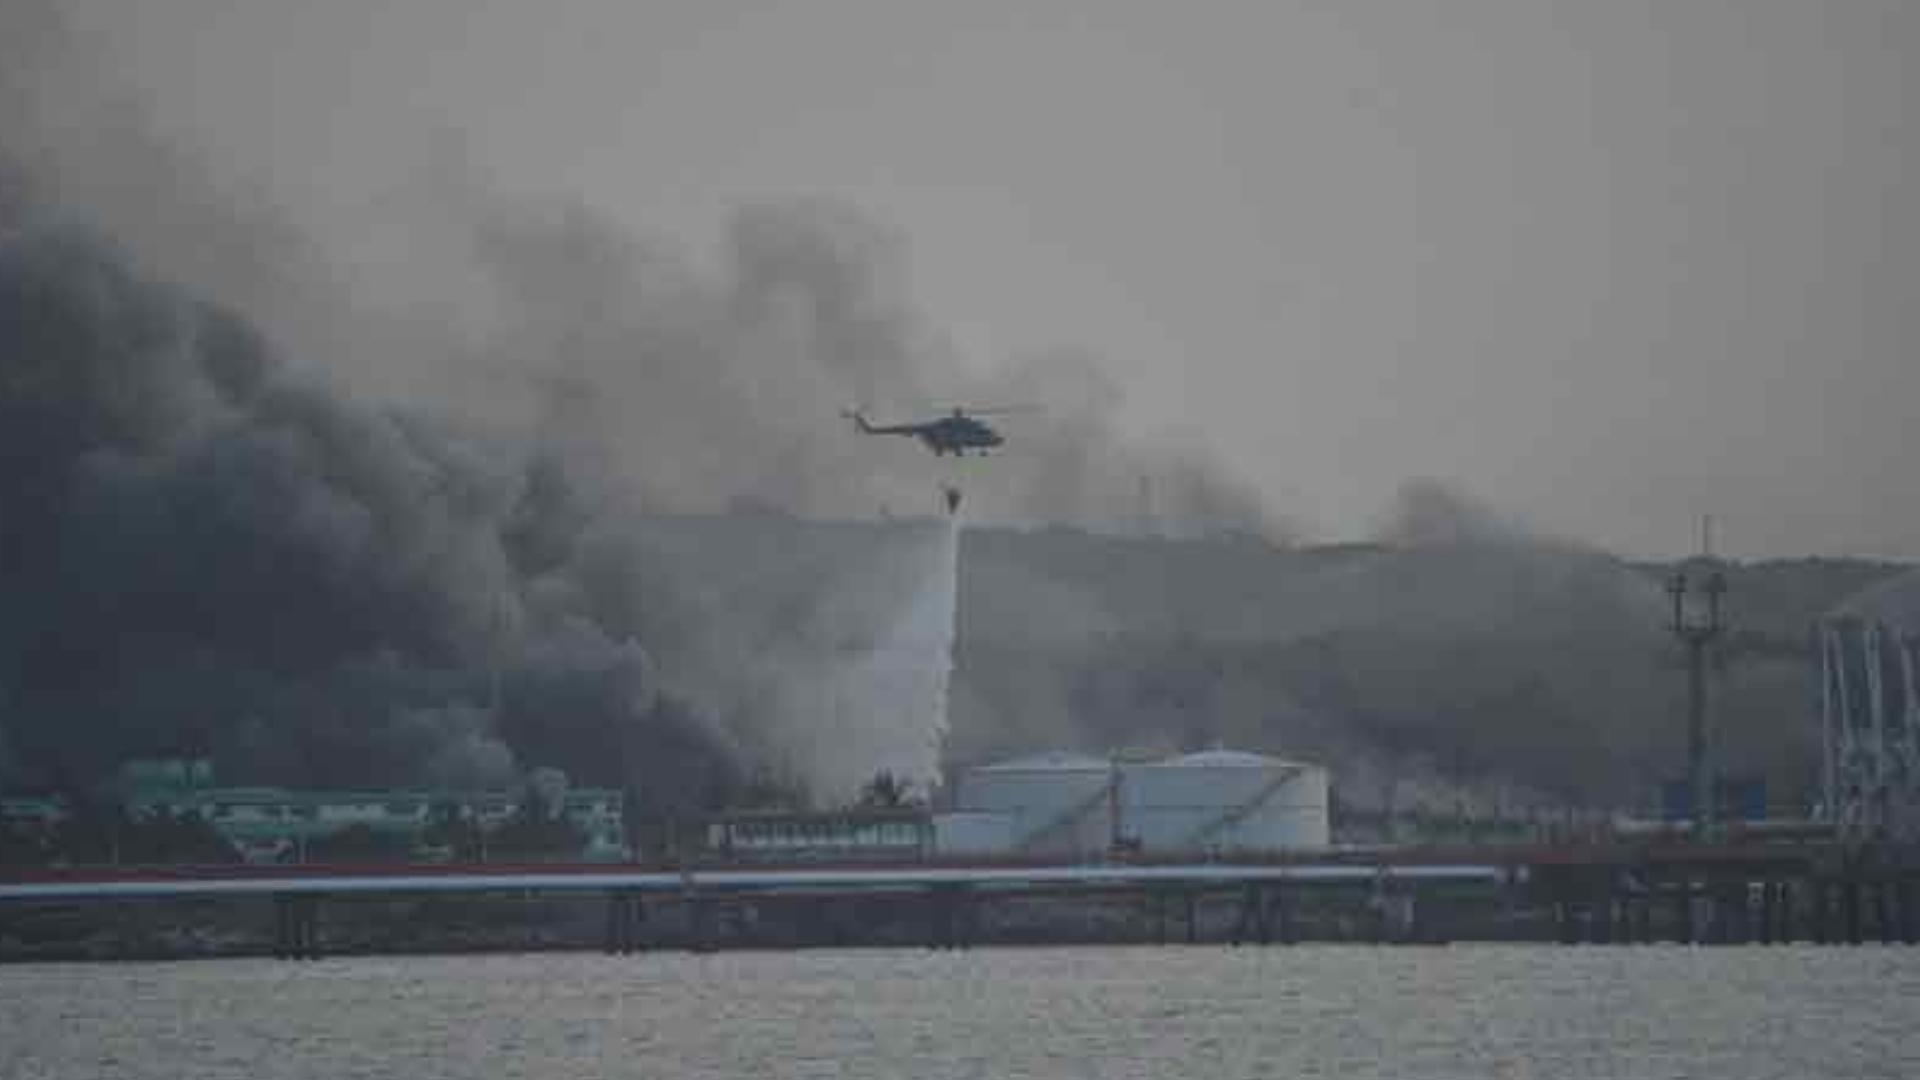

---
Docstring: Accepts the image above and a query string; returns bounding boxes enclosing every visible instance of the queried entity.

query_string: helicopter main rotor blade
[955,405,1047,417]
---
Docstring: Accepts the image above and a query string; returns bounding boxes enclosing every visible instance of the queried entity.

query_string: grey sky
[64,0,1916,557]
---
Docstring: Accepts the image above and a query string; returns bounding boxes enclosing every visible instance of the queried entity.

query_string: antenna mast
[1667,517,1727,837]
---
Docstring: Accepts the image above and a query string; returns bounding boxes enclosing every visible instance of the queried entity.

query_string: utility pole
[1666,534,1727,839]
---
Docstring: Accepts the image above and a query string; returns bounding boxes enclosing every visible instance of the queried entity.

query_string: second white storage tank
[1119,749,1328,853]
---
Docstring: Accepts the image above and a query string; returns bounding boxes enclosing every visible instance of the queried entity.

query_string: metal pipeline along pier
[3,838,1917,959]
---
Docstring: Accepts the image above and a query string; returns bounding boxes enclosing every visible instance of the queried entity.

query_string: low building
[0,794,69,830]
[116,759,628,862]
[118,758,215,799]
[705,808,933,862]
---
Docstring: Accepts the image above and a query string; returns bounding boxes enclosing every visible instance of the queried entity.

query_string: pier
[5,836,1917,959]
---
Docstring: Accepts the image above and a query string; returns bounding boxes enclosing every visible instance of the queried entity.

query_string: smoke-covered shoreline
[0,217,1899,813]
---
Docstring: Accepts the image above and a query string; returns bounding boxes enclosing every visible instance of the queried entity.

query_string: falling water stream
[777,507,961,804]
[861,509,959,797]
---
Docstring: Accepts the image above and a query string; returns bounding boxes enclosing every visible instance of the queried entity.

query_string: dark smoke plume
[0,224,737,807]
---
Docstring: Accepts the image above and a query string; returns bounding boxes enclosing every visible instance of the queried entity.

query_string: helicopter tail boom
[843,407,924,437]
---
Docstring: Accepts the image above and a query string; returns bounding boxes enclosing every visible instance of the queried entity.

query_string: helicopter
[842,405,1034,456]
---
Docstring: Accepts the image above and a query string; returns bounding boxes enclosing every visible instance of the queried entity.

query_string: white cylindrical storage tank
[1121,749,1329,853]
[955,752,1114,857]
